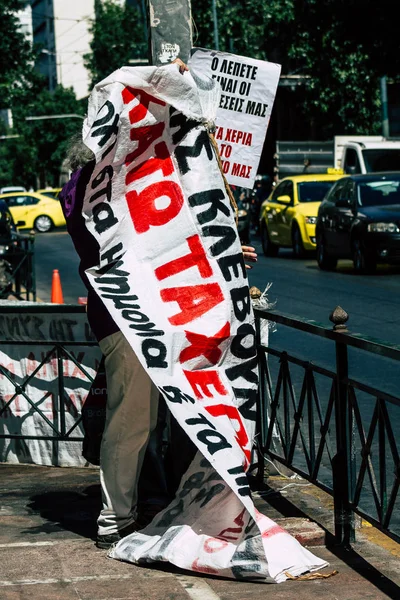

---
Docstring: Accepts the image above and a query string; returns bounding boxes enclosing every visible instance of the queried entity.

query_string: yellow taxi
[36,187,62,199]
[259,171,344,257]
[0,191,66,233]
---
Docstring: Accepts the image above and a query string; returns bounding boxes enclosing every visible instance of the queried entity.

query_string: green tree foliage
[192,0,398,137]
[9,84,85,188]
[0,0,34,109]
[0,3,85,188]
[84,0,147,89]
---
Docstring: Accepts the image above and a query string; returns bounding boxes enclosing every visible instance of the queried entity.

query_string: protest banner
[0,303,100,466]
[81,63,327,582]
[188,48,281,189]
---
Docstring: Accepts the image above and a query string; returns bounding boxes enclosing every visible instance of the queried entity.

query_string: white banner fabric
[188,48,281,189]
[82,64,327,582]
[0,303,100,466]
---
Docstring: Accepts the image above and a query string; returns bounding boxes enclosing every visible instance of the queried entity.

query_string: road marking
[0,540,82,548]
[0,570,173,587]
[176,574,222,600]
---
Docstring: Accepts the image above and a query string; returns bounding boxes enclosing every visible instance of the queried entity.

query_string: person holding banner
[59,55,258,550]
[60,54,330,583]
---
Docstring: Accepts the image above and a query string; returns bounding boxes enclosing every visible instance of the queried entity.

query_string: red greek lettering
[184,370,228,399]
[160,283,224,326]
[179,322,230,365]
[155,234,212,281]
[127,180,184,234]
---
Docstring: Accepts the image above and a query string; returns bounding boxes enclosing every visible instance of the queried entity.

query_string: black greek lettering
[169,107,199,145]
[186,413,216,429]
[129,321,165,337]
[101,294,140,310]
[196,430,232,455]
[155,500,184,529]
[175,130,213,175]
[202,225,236,256]
[189,188,230,225]
[142,338,168,369]
[121,309,148,323]
[100,242,124,266]
[235,388,257,422]
[217,252,246,281]
[92,202,118,234]
[226,356,259,384]
[91,100,119,147]
[230,324,256,359]
[161,385,196,404]
[191,483,225,507]
[230,286,251,321]
[90,165,113,203]
[231,539,263,580]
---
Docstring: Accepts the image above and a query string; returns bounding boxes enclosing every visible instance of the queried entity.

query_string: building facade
[30,0,96,99]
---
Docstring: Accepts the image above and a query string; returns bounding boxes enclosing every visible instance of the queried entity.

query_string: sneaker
[96,520,140,549]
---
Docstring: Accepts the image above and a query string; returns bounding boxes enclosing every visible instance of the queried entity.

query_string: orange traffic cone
[51,269,64,304]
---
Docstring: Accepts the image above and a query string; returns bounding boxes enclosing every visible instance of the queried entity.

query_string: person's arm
[171,58,189,74]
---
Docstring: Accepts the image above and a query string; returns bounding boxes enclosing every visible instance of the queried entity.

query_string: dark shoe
[96,520,140,549]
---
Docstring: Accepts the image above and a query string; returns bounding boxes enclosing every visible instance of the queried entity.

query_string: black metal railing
[1,233,36,301]
[0,304,100,465]
[1,301,399,547]
[254,305,400,547]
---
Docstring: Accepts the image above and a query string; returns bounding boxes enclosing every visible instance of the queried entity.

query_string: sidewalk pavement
[1,463,399,600]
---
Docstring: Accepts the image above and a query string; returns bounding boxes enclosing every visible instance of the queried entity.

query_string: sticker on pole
[189,48,281,189]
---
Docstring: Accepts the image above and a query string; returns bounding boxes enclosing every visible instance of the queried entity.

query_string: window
[358,179,400,206]
[6,195,39,207]
[329,180,347,204]
[271,181,293,205]
[271,181,286,201]
[343,149,361,174]
[297,181,338,203]
[362,149,400,172]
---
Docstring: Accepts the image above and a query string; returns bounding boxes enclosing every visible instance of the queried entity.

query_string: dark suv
[316,173,400,273]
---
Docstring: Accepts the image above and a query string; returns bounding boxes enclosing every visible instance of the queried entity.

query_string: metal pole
[333,336,355,546]
[380,76,390,139]
[212,0,219,50]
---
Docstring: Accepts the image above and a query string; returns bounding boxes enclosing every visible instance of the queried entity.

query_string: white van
[0,186,27,194]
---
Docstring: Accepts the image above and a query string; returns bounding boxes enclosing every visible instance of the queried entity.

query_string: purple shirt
[59,162,119,342]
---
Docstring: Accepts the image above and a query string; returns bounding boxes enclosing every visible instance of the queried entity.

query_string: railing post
[330,306,355,546]
[251,289,266,488]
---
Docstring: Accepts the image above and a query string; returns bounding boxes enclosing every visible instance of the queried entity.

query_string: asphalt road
[32,227,400,531]
[33,226,400,391]
[34,227,400,342]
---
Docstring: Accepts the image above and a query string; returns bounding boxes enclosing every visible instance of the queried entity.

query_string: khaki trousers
[98,331,159,535]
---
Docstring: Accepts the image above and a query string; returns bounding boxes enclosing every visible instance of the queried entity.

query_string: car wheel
[352,239,376,274]
[261,224,279,257]
[34,215,53,233]
[292,224,306,258]
[317,234,337,271]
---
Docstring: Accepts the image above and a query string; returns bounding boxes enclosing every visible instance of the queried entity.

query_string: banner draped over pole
[81,64,327,582]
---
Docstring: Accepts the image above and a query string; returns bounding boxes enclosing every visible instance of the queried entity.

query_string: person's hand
[172,58,189,74]
[242,245,257,269]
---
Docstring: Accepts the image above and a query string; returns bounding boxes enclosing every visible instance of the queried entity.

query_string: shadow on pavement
[24,484,101,540]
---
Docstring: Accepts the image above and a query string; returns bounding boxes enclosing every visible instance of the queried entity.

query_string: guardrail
[254,305,400,547]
